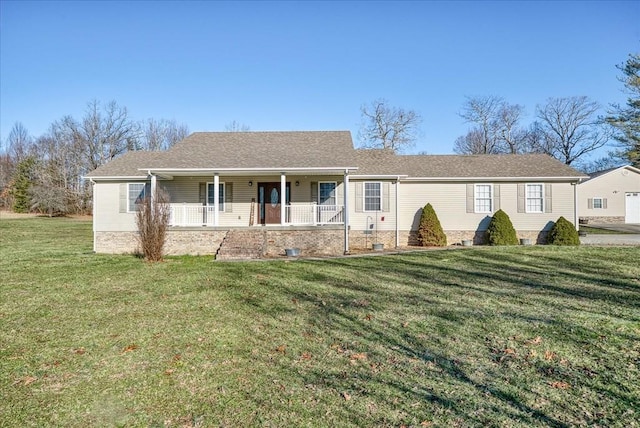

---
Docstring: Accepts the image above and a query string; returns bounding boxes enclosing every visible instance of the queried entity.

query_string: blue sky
[1,1,638,157]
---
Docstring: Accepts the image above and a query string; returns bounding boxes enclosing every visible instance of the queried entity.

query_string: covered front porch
[145,167,354,253]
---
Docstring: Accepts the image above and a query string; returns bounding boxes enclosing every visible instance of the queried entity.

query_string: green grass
[1,217,639,427]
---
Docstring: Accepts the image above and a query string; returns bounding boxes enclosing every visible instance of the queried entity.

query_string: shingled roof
[86,151,169,178]
[353,150,586,179]
[87,131,586,180]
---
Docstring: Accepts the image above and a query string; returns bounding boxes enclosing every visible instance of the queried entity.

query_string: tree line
[2,54,637,215]
[0,100,189,215]
[358,53,639,171]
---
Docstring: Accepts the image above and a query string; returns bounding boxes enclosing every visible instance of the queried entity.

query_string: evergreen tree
[418,203,447,246]
[547,217,580,246]
[606,53,640,167]
[9,157,36,213]
[486,209,519,245]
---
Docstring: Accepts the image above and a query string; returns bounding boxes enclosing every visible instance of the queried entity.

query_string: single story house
[86,131,587,258]
[578,165,640,224]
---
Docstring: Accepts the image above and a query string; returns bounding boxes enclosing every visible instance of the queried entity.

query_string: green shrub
[548,216,580,245]
[418,203,447,246]
[486,209,519,245]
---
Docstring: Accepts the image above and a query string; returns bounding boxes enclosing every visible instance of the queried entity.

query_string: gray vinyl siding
[349,180,397,231]
[398,181,576,232]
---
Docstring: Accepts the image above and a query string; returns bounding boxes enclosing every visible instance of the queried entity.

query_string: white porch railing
[169,204,216,227]
[168,203,344,227]
[286,204,344,225]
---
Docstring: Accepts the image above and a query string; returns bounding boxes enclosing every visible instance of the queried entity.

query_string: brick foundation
[264,229,344,257]
[94,229,227,255]
[399,230,550,246]
[579,216,625,225]
[95,226,554,257]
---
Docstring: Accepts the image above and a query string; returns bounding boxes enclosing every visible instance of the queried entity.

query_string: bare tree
[458,96,503,154]
[6,122,34,162]
[136,187,170,262]
[224,120,251,132]
[535,96,612,165]
[457,96,527,154]
[453,129,487,154]
[496,103,527,153]
[65,100,141,171]
[358,99,422,152]
[140,118,189,150]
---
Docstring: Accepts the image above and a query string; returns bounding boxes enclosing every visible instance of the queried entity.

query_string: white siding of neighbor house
[578,168,640,219]
[396,181,576,232]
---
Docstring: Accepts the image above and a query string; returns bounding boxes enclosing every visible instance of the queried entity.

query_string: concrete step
[216,229,265,260]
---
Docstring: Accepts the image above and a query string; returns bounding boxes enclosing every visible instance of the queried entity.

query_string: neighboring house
[578,165,640,224]
[86,131,587,258]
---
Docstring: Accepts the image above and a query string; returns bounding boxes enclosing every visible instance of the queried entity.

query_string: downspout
[395,176,400,248]
[90,178,96,253]
[344,169,350,254]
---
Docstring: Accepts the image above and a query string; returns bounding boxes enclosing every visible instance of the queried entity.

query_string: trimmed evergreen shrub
[547,216,580,245]
[418,203,447,246]
[486,209,519,245]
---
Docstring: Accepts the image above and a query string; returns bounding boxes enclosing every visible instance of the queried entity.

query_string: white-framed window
[364,182,382,211]
[319,182,337,206]
[206,182,225,212]
[526,184,544,213]
[593,197,604,209]
[127,183,150,212]
[474,184,493,213]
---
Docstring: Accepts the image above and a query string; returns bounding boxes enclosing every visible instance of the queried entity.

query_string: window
[474,184,492,213]
[206,182,225,211]
[364,182,381,211]
[593,197,603,209]
[319,182,336,206]
[128,183,150,212]
[526,184,544,213]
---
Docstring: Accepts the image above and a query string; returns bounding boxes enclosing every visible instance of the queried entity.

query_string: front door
[259,182,290,224]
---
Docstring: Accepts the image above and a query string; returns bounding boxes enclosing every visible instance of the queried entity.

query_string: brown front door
[259,182,290,224]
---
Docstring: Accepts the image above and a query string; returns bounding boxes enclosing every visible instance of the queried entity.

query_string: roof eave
[402,176,587,182]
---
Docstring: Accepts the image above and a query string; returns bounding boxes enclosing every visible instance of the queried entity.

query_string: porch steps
[215,229,266,261]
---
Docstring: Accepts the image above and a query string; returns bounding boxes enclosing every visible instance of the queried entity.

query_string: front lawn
[1,217,639,427]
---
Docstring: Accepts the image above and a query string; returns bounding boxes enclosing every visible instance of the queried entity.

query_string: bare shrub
[135,187,170,262]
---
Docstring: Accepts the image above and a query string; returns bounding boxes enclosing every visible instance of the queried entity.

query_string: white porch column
[573,182,579,230]
[150,173,157,206]
[344,170,350,254]
[214,174,220,227]
[280,173,286,225]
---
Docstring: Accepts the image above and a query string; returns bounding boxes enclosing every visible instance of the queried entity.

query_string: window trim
[525,183,544,213]
[474,184,493,214]
[592,197,604,209]
[127,182,149,213]
[206,182,226,212]
[318,181,337,206]
[363,181,382,212]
